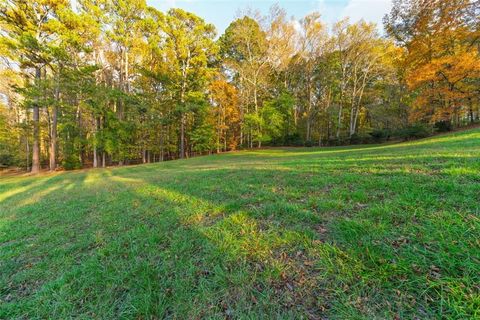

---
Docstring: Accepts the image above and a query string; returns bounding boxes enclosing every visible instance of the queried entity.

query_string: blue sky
[147,0,393,34]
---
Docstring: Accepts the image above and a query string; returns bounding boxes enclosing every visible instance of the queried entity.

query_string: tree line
[0,0,478,172]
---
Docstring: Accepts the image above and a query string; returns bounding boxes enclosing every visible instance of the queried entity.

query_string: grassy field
[1,128,479,319]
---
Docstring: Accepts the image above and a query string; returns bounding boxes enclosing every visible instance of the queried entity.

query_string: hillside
[1,128,479,319]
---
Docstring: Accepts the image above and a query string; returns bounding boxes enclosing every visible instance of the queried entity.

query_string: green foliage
[397,124,432,140]
[369,129,392,142]
[0,108,13,166]
[348,133,362,144]
[259,100,284,143]
[0,104,25,167]
[61,153,82,170]
[434,120,453,133]
[59,118,83,170]
[190,123,216,153]
[304,139,314,147]
[243,113,262,143]
[219,16,266,62]
[282,133,304,146]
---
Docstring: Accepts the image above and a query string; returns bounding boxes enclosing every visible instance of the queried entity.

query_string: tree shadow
[1,168,308,318]
[111,152,479,318]
[1,132,479,318]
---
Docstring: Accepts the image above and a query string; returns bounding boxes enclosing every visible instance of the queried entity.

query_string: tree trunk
[349,107,355,137]
[49,105,57,171]
[179,55,190,159]
[93,145,98,168]
[336,105,343,139]
[216,110,221,153]
[93,123,98,168]
[306,120,311,142]
[468,98,474,123]
[49,70,61,171]
[327,120,331,141]
[160,125,165,161]
[26,136,30,171]
[31,67,41,174]
[180,114,185,159]
[93,117,100,168]
[306,73,313,142]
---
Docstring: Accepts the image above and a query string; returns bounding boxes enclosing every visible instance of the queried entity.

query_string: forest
[0,0,479,172]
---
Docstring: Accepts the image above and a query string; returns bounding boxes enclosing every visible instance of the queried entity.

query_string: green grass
[1,128,479,319]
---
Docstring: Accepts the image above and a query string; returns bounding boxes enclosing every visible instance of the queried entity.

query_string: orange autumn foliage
[209,80,241,151]
[402,0,479,124]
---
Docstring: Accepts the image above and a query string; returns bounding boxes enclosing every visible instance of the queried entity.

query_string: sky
[147,0,393,34]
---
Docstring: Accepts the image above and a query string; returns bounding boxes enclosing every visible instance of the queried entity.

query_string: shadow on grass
[2,168,314,318]
[0,129,479,318]
[110,157,479,318]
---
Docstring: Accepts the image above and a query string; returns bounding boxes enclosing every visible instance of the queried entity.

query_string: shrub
[283,133,303,146]
[350,133,372,144]
[327,137,349,146]
[369,129,391,143]
[434,120,453,132]
[397,124,432,140]
[62,155,82,170]
[304,140,314,147]
[0,152,14,167]
[327,138,339,146]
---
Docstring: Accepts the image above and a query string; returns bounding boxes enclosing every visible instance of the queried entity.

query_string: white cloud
[340,0,392,26]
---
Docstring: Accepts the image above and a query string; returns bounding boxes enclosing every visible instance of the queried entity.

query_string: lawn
[1,128,479,319]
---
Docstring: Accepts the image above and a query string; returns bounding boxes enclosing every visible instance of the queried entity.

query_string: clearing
[1,128,479,319]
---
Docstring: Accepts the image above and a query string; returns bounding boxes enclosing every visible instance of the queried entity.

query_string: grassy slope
[1,129,479,319]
